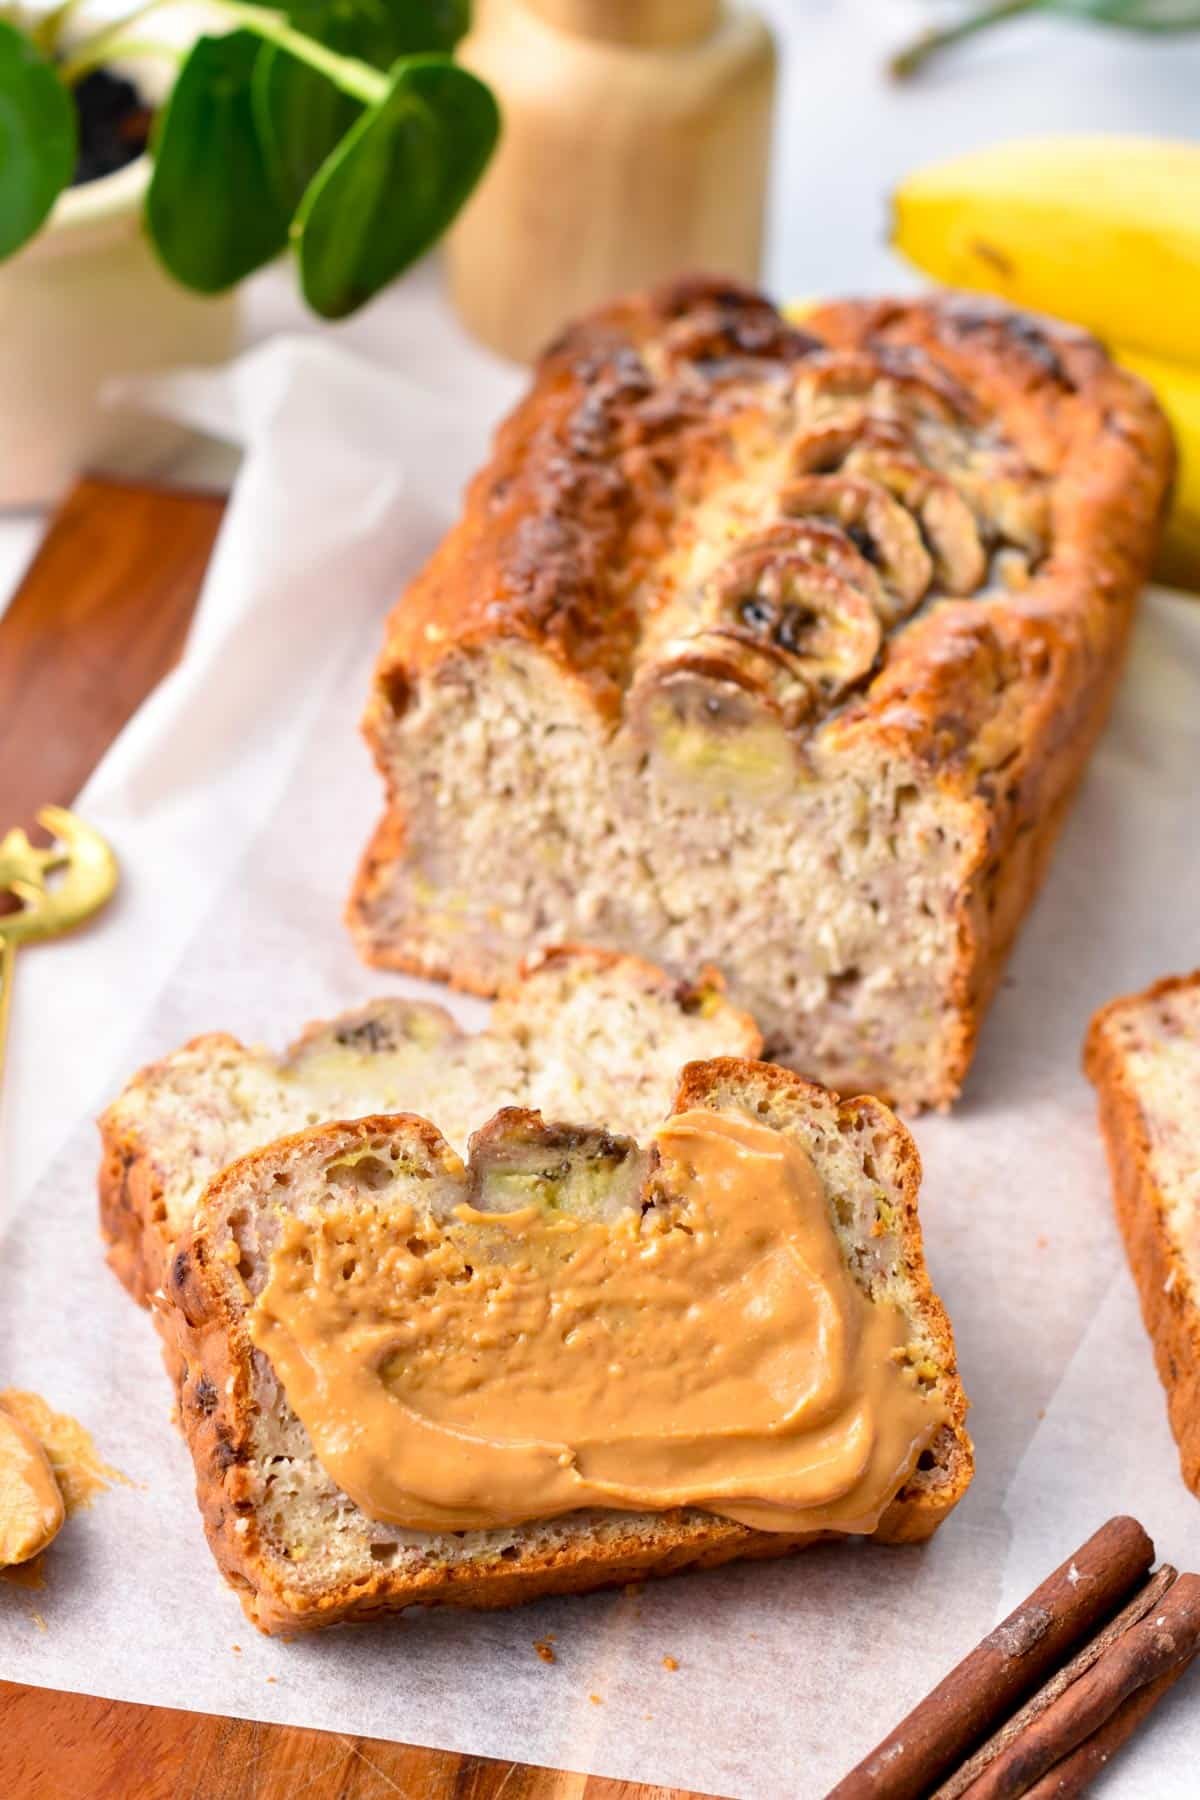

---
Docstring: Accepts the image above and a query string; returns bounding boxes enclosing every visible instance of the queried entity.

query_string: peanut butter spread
[248,1112,945,1534]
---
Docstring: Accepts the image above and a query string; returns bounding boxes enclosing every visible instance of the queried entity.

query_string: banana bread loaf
[1085,971,1200,1496]
[349,279,1173,1109]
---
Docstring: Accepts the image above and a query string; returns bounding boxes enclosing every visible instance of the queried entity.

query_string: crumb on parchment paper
[662,1656,679,1671]
[534,1639,556,1664]
[589,1694,602,1705]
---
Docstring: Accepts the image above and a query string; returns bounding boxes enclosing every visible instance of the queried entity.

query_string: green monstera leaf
[147,30,290,291]
[294,54,498,319]
[0,19,76,261]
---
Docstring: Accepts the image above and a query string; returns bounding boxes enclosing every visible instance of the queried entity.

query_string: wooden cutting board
[0,477,719,1800]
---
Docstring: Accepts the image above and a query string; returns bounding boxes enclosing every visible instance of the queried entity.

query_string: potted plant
[0,1,498,506]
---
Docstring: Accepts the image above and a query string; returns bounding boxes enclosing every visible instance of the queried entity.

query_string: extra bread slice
[1085,972,1200,1496]
[349,278,1173,1110]
[163,1058,972,1634]
[99,948,760,1308]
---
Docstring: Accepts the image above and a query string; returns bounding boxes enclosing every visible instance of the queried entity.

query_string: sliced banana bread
[1085,972,1200,1496]
[349,278,1173,1109]
[164,1057,972,1633]
[99,948,760,1306]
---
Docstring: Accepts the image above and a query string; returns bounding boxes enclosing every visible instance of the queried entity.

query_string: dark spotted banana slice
[842,445,988,595]
[779,474,933,622]
[710,540,882,717]
[744,518,887,608]
[959,461,1050,557]
[916,425,1050,556]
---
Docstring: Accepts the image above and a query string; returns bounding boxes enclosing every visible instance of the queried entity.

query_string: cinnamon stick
[1020,1660,1195,1798]
[932,1564,1179,1799]
[826,1517,1155,1800]
[955,1572,1200,1799]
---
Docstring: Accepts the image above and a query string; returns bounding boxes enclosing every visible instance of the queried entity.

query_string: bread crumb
[1036,1235,1049,1250]
[534,1639,556,1664]
[266,1676,277,1684]
[662,1655,679,1671]
[232,1644,242,1654]
[589,1693,603,1705]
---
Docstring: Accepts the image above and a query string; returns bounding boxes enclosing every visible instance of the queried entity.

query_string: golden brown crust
[1084,973,1200,1497]
[163,1075,971,1634]
[355,278,1174,1107]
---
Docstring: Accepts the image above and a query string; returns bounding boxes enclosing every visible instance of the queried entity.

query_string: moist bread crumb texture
[1085,973,1200,1496]
[98,948,761,1308]
[350,279,1173,1110]
[164,1059,972,1634]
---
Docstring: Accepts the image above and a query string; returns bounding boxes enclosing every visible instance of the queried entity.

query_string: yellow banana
[1117,346,1200,593]
[892,136,1200,366]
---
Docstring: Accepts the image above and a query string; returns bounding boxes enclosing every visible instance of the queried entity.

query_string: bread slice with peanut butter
[99,946,761,1308]
[164,1058,972,1633]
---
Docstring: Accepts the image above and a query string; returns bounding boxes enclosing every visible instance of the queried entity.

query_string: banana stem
[889,0,1042,80]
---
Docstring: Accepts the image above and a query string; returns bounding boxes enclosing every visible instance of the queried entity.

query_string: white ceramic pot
[0,81,238,509]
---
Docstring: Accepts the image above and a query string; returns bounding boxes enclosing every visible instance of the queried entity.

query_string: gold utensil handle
[0,807,118,1107]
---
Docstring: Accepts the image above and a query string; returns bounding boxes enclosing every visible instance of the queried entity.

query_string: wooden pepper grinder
[447,0,776,362]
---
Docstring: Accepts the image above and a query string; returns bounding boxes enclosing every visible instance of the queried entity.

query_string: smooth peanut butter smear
[248,1111,945,1534]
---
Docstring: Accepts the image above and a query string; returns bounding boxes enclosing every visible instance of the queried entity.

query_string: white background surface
[2,2,1199,1794]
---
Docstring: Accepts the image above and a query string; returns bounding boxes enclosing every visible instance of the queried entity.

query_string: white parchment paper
[1,338,1198,1798]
